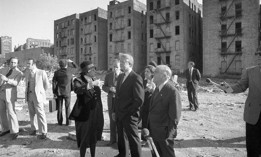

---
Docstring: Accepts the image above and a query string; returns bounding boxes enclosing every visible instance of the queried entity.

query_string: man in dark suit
[114,53,144,157]
[185,61,201,111]
[102,59,121,145]
[52,59,73,126]
[219,54,261,157]
[148,65,182,157]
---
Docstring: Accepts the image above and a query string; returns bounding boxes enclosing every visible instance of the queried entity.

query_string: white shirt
[122,68,132,83]
[158,79,168,92]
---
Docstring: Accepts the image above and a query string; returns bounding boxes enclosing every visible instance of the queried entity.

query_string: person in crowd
[114,53,144,157]
[69,61,104,157]
[52,59,73,126]
[185,61,201,111]
[148,65,182,157]
[0,57,23,140]
[102,59,121,145]
[24,58,49,139]
[219,53,261,157]
[140,65,156,145]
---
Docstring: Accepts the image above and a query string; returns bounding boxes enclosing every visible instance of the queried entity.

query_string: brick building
[203,0,260,76]
[0,36,12,58]
[79,8,108,70]
[107,0,147,72]
[147,0,202,73]
[54,14,80,65]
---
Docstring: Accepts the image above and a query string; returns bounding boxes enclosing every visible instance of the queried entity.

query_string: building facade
[79,8,108,70]
[107,0,147,72]
[203,0,260,76]
[14,38,51,52]
[25,38,51,49]
[0,36,12,58]
[147,0,202,73]
[54,14,80,65]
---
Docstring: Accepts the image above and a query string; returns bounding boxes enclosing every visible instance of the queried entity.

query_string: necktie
[153,87,160,99]
[6,69,13,77]
[151,87,160,106]
[118,73,125,89]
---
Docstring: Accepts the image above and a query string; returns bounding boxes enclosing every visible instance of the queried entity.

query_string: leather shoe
[10,133,18,140]
[37,133,47,140]
[29,130,38,136]
[0,130,10,136]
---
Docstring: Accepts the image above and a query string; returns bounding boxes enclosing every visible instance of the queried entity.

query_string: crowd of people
[0,53,260,157]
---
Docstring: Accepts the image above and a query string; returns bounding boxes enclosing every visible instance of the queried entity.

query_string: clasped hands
[87,79,102,89]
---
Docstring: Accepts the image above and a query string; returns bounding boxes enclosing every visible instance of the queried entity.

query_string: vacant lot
[0,77,247,157]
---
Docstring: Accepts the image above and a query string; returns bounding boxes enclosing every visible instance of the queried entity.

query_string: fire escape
[151,0,171,65]
[219,0,243,74]
[60,22,68,58]
[83,18,93,59]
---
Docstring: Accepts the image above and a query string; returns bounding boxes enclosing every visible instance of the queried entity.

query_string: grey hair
[156,65,172,79]
[120,53,134,67]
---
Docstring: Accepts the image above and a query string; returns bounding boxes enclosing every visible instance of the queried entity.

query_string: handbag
[69,98,90,121]
[49,98,57,112]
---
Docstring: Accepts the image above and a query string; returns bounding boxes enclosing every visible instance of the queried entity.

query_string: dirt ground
[0,77,247,157]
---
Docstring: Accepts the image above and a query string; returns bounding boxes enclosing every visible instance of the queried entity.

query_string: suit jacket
[70,74,100,121]
[115,70,144,120]
[102,72,116,98]
[0,67,23,102]
[24,68,49,103]
[231,66,261,125]
[148,81,182,141]
[52,68,73,97]
[185,68,201,87]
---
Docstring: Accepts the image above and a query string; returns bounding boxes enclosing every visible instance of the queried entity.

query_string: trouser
[246,113,261,157]
[56,95,71,125]
[28,93,47,134]
[116,117,141,157]
[0,98,19,133]
[109,97,117,142]
[187,82,199,109]
[153,139,175,157]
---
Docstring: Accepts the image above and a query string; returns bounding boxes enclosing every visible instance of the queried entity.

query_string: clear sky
[0,0,201,50]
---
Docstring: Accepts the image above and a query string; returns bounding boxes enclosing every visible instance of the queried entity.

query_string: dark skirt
[75,100,104,148]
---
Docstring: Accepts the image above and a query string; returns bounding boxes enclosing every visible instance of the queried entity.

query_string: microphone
[142,129,160,157]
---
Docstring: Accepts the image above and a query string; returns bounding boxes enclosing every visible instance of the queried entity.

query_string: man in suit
[0,57,23,140]
[102,59,121,145]
[52,59,73,126]
[114,54,144,157]
[24,58,49,139]
[148,65,181,157]
[185,61,201,111]
[220,54,261,157]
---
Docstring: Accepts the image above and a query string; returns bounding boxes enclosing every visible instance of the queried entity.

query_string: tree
[36,53,59,71]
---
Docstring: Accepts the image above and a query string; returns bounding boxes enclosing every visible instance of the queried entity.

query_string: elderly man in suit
[220,54,261,157]
[24,58,49,139]
[185,61,201,111]
[52,59,73,126]
[148,65,182,157]
[114,54,144,157]
[102,59,121,145]
[0,57,23,140]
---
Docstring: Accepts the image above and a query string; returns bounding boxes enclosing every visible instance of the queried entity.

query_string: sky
[0,0,202,50]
